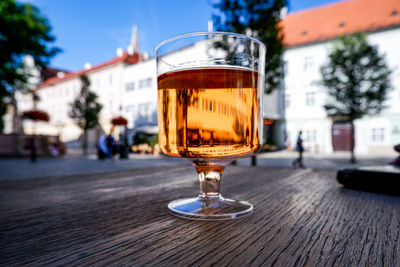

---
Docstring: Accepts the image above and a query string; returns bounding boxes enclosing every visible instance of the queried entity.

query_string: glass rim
[154,31,266,57]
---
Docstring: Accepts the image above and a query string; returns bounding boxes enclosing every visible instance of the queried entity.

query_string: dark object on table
[389,144,400,166]
[337,165,400,195]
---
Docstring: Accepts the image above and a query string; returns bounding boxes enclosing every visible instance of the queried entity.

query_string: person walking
[106,134,117,159]
[97,135,109,159]
[292,131,305,168]
[29,136,37,163]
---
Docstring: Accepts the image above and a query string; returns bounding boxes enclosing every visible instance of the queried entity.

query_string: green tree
[0,0,59,132]
[320,33,392,163]
[213,0,287,94]
[70,74,103,155]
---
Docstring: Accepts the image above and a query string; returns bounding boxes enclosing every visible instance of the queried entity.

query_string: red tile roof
[37,52,142,89]
[281,0,400,47]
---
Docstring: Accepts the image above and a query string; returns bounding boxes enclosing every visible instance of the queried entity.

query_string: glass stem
[198,170,223,200]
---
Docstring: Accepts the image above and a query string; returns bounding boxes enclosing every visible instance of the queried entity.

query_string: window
[137,78,152,89]
[303,56,313,71]
[139,80,144,89]
[145,78,152,87]
[125,82,135,92]
[285,94,290,108]
[305,130,317,143]
[305,92,316,106]
[371,128,385,142]
[109,74,113,84]
[125,105,134,113]
[139,102,152,116]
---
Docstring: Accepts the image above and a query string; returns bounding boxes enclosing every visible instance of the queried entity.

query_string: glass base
[168,195,253,220]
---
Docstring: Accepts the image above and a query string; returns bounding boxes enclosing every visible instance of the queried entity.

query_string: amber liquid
[158,67,261,159]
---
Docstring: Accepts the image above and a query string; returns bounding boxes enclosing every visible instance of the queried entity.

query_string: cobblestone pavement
[241,150,396,169]
[0,154,183,180]
[0,150,397,180]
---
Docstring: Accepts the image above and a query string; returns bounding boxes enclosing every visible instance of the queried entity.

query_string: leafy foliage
[69,74,103,130]
[134,133,158,147]
[320,33,392,122]
[0,0,59,131]
[213,0,287,94]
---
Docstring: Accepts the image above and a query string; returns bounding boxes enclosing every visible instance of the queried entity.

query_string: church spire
[129,23,139,55]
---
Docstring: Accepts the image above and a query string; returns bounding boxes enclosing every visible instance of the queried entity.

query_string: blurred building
[9,25,284,150]
[122,57,157,130]
[281,0,400,154]
[12,25,156,148]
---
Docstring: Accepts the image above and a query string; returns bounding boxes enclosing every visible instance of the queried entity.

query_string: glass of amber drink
[156,32,265,220]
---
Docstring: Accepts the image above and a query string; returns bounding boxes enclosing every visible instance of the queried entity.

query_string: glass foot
[168,195,253,220]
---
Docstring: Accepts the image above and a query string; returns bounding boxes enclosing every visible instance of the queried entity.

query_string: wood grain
[0,165,399,266]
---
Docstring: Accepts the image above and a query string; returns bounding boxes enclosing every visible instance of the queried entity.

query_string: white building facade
[15,51,145,144]
[282,0,400,154]
[121,58,157,129]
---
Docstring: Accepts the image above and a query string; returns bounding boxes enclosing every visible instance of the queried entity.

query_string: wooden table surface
[1,165,399,266]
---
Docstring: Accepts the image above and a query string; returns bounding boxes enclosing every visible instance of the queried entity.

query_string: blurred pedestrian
[292,131,305,168]
[30,136,37,163]
[106,134,117,159]
[49,143,59,157]
[97,135,109,159]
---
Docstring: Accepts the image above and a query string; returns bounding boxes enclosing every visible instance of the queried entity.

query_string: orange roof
[37,52,142,89]
[281,0,400,47]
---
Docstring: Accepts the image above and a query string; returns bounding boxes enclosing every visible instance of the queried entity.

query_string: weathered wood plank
[0,165,399,266]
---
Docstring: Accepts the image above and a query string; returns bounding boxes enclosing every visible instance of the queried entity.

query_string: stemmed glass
[156,32,265,220]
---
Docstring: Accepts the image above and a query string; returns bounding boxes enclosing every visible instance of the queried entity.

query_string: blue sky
[26,0,341,71]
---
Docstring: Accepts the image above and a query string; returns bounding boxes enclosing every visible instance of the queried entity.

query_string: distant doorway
[263,119,275,145]
[332,123,352,151]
